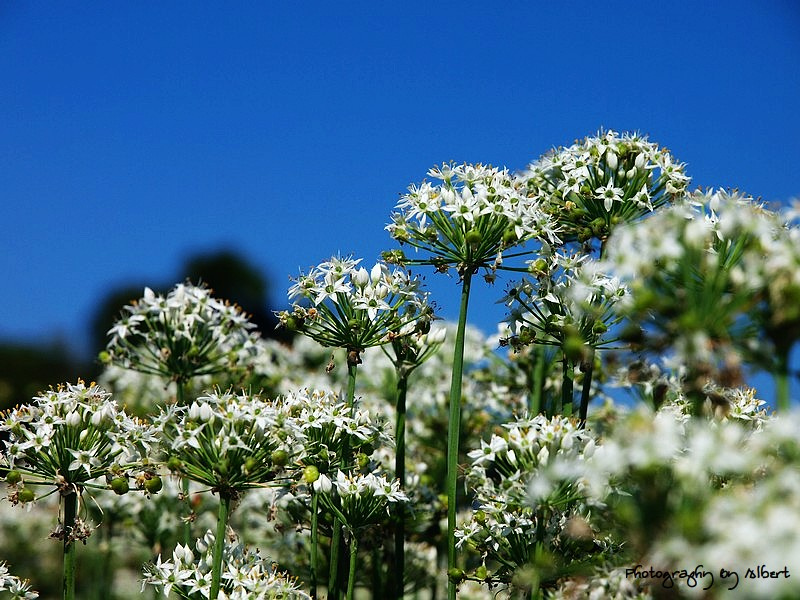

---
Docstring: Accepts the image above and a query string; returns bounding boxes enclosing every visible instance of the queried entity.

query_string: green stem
[447,271,473,600]
[561,355,573,416]
[578,347,595,427]
[210,494,232,600]
[530,344,546,416]
[310,491,319,600]
[394,371,408,599]
[346,532,359,600]
[62,490,78,600]
[176,381,193,546]
[329,359,359,600]
[775,348,790,412]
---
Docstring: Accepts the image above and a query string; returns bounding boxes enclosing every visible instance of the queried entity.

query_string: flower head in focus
[385,163,557,278]
[521,130,690,249]
[103,282,261,386]
[277,256,434,366]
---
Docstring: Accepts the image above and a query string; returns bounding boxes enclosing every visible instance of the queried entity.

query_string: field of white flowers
[3,130,799,600]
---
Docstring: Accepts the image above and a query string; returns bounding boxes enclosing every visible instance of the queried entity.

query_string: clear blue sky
[2,2,799,358]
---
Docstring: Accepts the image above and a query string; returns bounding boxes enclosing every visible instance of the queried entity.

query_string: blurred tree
[0,340,80,411]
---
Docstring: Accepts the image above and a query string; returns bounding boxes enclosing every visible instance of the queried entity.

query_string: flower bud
[352,267,369,288]
[66,411,81,427]
[606,151,618,171]
[370,263,384,285]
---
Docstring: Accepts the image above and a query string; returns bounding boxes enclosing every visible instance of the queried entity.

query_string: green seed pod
[18,487,35,503]
[5,470,22,485]
[474,509,487,525]
[465,229,482,249]
[110,477,129,495]
[166,456,183,472]
[144,476,163,494]
[502,228,518,245]
[303,465,320,484]
[447,568,465,583]
[270,450,289,468]
[244,457,259,474]
[475,565,489,581]
[563,333,586,363]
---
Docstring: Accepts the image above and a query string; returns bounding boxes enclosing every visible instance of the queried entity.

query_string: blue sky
[2,2,799,359]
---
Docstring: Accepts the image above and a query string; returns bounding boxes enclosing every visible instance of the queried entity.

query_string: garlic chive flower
[143,529,311,599]
[0,562,39,599]
[318,470,408,531]
[458,415,599,584]
[598,189,792,398]
[154,389,301,497]
[385,163,556,277]
[284,388,390,476]
[278,256,434,365]
[501,252,627,356]
[1,380,158,493]
[103,282,261,385]
[521,130,690,246]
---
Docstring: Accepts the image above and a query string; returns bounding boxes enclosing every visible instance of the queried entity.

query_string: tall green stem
[530,344,546,415]
[329,359,359,600]
[561,355,574,416]
[394,370,408,599]
[176,381,192,546]
[346,532,359,600]
[447,271,472,600]
[578,347,595,427]
[210,494,232,600]
[310,491,319,600]
[62,490,78,600]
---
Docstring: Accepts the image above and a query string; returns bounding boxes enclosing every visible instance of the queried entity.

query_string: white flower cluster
[283,387,391,474]
[458,415,597,575]
[502,251,627,352]
[142,529,310,599]
[317,470,409,530]
[105,282,261,383]
[154,389,302,492]
[0,562,38,599]
[521,130,690,244]
[1,380,158,486]
[599,189,797,372]
[279,256,433,359]
[386,162,556,274]
[530,407,800,598]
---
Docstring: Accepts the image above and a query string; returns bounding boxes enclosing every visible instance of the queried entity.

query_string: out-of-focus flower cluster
[103,283,261,384]
[598,189,800,386]
[0,562,38,599]
[528,405,800,598]
[501,251,627,357]
[458,415,601,584]
[142,529,310,599]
